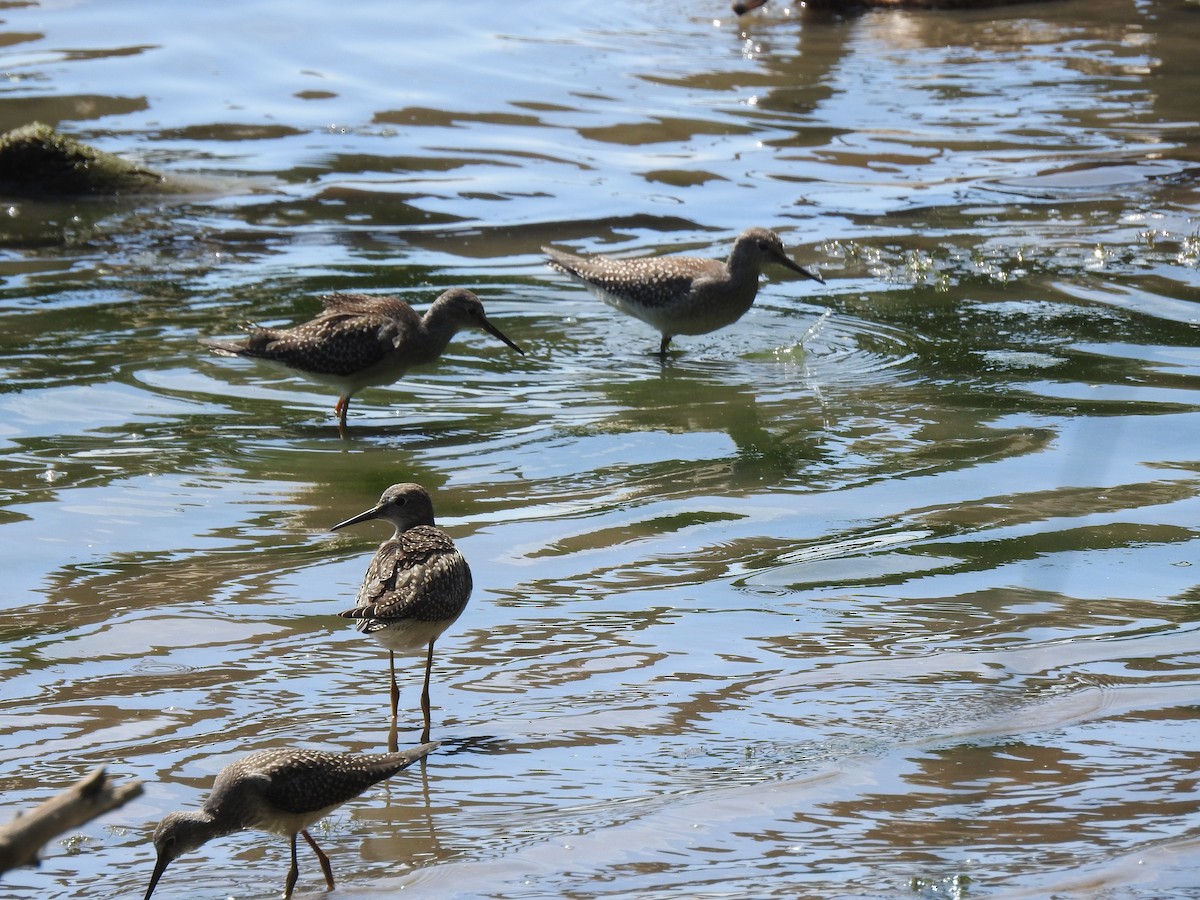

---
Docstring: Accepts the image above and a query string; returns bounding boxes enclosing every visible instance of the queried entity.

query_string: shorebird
[334,483,472,745]
[543,227,824,357]
[143,743,437,900]
[735,0,1045,10]
[201,288,524,429]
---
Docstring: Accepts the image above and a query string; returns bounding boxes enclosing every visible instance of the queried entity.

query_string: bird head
[143,811,215,900]
[435,288,525,355]
[740,227,825,285]
[331,482,437,533]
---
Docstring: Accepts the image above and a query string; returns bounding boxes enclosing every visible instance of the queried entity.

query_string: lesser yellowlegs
[543,227,824,356]
[334,483,472,746]
[143,743,437,900]
[734,0,1040,10]
[201,288,524,429]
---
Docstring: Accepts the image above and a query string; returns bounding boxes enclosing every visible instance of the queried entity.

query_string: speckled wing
[235,749,427,816]
[545,248,718,310]
[218,294,419,377]
[344,525,473,629]
[317,292,411,318]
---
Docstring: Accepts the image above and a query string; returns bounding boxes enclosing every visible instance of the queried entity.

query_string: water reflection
[1,0,1199,897]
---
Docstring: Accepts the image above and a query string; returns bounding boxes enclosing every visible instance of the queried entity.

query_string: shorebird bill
[143,855,169,900]
[481,317,525,355]
[774,252,825,284]
[330,504,385,532]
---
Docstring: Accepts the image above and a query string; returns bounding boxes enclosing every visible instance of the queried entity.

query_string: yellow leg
[421,640,435,743]
[284,833,300,899]
[301,829,335,890]
[388,650,400,752]
[389,650,399,720]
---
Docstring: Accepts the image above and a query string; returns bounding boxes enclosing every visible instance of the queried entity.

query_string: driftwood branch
[0,766,144,874]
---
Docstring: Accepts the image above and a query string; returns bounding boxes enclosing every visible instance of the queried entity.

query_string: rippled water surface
[2,0,1200,897]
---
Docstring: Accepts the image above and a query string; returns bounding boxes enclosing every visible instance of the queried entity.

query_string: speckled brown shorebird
[735,0,1047,10]
[542,227,824,357]
[201,288,524,429]
[334,483,472,745]
[143,742,437,900]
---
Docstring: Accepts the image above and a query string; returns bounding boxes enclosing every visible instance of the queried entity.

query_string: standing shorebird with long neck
[143,743,437,900]
[543,227,824,357]
[334,483,472,747]
[201,288,524,430]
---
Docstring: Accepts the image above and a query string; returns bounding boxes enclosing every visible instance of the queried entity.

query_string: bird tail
[337,606,388,635]
[389,741,439,769]
[542,246,587,278]
[199,325,279,358]
[198,336,245,356]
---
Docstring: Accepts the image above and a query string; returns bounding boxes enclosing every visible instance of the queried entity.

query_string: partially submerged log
[0,122,175,197]
[0,766,144,874]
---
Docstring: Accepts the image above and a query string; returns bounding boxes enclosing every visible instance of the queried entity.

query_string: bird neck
[414,304,464,362]
[204,807,246,838]
[725,244,763,282]
[391,518,435,536]
[168,808,237,854]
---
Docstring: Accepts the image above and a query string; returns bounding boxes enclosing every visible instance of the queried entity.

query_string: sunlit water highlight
[1,0,1199,898]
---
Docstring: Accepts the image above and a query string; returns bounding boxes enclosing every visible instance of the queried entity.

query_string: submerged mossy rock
[0,122,178,197]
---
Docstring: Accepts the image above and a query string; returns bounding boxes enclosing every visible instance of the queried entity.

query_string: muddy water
[1,0,1199,897]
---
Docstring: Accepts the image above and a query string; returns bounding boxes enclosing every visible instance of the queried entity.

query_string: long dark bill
[775,253,826,285]
[143,854,170,900]
[330,504,384,532]
[480,318,526,355]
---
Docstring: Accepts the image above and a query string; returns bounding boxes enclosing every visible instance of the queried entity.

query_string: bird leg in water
[301,829,335,890]
[421,640,436,744]
[389,650,400,721]
[284,832,300,899]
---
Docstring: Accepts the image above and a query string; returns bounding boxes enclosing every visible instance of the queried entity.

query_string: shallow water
[1,0,1199,897]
